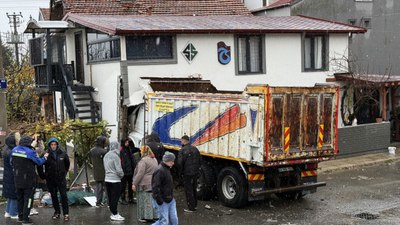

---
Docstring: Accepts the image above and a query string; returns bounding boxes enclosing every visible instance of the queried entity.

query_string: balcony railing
[34,63,74,91]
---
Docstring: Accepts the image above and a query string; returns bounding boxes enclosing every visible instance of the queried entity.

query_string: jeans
[152,198,178,225]
[5,198,18,216]
[47,180,69,215]
[106,182,121,215]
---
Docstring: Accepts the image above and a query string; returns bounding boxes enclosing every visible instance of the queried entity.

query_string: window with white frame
[236,35,264,74]
[303,34,328,71]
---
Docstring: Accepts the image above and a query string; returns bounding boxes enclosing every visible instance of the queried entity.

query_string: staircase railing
[58,63,77,119]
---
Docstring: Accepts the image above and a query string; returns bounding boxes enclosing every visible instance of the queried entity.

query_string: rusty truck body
[131,84,338,208]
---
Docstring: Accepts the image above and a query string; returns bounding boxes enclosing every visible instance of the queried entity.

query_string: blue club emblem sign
[217,41,231,65]
[0,78,6,90]
[181,42,198,64]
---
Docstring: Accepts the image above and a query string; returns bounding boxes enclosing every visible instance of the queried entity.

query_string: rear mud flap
[248,181,266,201]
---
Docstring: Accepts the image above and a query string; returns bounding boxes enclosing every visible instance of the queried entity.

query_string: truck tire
[197,163,217,200]
[217,167,248,208]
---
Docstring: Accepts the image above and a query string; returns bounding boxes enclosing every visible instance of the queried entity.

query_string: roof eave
[64,13,116,35]
[115,29,365,35]
[298,15,367,33]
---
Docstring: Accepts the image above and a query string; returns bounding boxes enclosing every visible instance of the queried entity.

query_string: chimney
[146,7,153,16]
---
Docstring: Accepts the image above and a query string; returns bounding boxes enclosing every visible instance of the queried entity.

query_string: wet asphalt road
[1,161,400,225]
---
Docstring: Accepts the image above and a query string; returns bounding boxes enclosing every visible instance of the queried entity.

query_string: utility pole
[0,35,8,149]
[6,12,23,66]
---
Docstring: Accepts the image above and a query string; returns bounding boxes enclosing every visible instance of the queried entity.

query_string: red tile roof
[39,8,50,20]
[65,14,367,35]
[60,0,251,16]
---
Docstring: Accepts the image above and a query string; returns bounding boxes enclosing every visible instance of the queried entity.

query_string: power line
[6,12,23,66]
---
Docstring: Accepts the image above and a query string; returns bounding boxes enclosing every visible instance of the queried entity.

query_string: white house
[24,0,365,141]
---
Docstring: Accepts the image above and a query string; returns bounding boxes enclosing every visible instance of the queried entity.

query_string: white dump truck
[129,83,338,208]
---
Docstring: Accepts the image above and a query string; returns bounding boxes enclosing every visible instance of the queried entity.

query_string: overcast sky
[0,0,49,39]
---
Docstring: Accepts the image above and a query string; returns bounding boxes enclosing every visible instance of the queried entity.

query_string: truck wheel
[217,167,248,208]
[197,163,217,200]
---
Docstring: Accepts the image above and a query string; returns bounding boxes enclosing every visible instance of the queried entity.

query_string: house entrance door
[74,32,84,84]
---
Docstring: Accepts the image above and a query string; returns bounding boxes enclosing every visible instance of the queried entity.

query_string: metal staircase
[58,63,101,124]
[71,89,101,124]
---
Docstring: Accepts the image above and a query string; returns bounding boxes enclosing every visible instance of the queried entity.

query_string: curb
[320,155,400,174]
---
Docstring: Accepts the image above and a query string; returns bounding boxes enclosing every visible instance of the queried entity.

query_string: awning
[330,73,400,87]
[24,19,73,33]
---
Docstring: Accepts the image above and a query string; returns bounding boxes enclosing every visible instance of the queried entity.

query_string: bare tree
[330,53,392,125]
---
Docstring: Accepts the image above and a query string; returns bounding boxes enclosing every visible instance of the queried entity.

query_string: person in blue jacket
[37,137,70,221]
[11,135,48,225]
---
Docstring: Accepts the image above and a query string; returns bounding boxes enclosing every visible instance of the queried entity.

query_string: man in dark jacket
[12,135,48,225]
[3,133,19,219]
[177,135,202,213]
[89,136,108,207]
[146,132,165,164]
[120,138,135,204]
[38,137,70,221]
[152,151,178,225]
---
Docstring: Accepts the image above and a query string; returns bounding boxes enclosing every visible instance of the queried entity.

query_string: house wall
[243,0,264,11]
[125,33,348,94]
[254,7,291,16]
[89,62,120,139]
[292,0,400,75]
[244,0,283,11]
[63,29,121,140]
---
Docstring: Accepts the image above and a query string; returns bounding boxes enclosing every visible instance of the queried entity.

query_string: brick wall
[338,122,390,155]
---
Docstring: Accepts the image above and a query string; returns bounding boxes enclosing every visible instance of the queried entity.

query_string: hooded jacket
[120,139,135,176]
[146,133,165,164]
[37,137,70,183]
[11,135,47,189]
[89,136,108,181]
[2,134,17,198]
[104,141,124,182]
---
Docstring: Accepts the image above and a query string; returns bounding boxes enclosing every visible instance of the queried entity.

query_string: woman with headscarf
[132,145,158,223]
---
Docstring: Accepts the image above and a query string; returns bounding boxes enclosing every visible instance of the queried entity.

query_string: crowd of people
[2,132,203,225]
